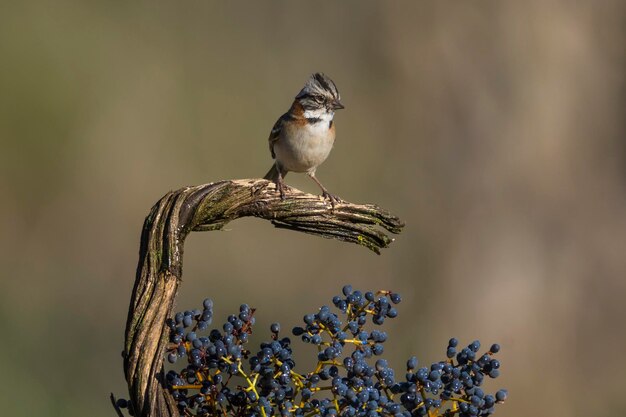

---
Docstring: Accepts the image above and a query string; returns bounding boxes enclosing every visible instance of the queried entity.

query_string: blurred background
[1,1,625,416]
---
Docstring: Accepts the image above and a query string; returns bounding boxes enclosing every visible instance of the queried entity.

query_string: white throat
[303,108,334,122]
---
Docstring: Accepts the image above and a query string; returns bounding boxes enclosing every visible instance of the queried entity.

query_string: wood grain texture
[121,179,404,417]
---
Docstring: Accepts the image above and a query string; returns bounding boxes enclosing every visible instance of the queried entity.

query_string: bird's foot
[322,191,342,208]
[276,180,288,200]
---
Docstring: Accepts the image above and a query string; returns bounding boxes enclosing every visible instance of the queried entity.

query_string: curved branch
[122,179,404,417]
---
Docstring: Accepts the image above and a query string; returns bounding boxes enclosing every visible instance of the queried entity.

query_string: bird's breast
[275,120,336,173]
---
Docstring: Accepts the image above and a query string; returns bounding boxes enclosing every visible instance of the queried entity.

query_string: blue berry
[163,288,506,417]
[390,293,401,304]
[496,389,508,402]
[469,340,481,352]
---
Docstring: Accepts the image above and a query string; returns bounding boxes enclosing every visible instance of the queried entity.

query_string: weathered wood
[121,179,404,417]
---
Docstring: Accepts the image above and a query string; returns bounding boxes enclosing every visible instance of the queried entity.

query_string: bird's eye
[314,95,325,104]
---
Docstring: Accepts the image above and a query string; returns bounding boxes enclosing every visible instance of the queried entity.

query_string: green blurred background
[1,1,625,416]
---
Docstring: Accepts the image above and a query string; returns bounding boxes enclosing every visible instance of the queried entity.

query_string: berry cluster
[117,285,507,417]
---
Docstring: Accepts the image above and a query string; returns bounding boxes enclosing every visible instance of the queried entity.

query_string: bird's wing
[268,114,287,159]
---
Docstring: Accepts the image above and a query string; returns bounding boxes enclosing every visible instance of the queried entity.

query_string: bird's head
[295,73,344,116]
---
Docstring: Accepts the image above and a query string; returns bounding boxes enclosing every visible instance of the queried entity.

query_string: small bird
[264,73,345,204]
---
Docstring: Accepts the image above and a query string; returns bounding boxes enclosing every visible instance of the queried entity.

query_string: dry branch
[121,179,404,417]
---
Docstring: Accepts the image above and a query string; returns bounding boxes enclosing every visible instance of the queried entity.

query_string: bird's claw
[322,191,342,208]
[276,180,289,200]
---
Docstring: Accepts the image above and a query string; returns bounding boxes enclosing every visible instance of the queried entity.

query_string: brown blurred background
[1,1,625,416]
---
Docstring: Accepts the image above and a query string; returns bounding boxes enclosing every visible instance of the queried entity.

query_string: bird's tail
[263,164,286,182]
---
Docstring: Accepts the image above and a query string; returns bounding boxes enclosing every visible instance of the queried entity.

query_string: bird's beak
[332,100,345,110]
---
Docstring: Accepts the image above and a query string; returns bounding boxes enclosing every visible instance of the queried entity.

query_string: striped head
[295,73,344,114]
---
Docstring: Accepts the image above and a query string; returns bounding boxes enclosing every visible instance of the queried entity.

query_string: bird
[263,73,345,205]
